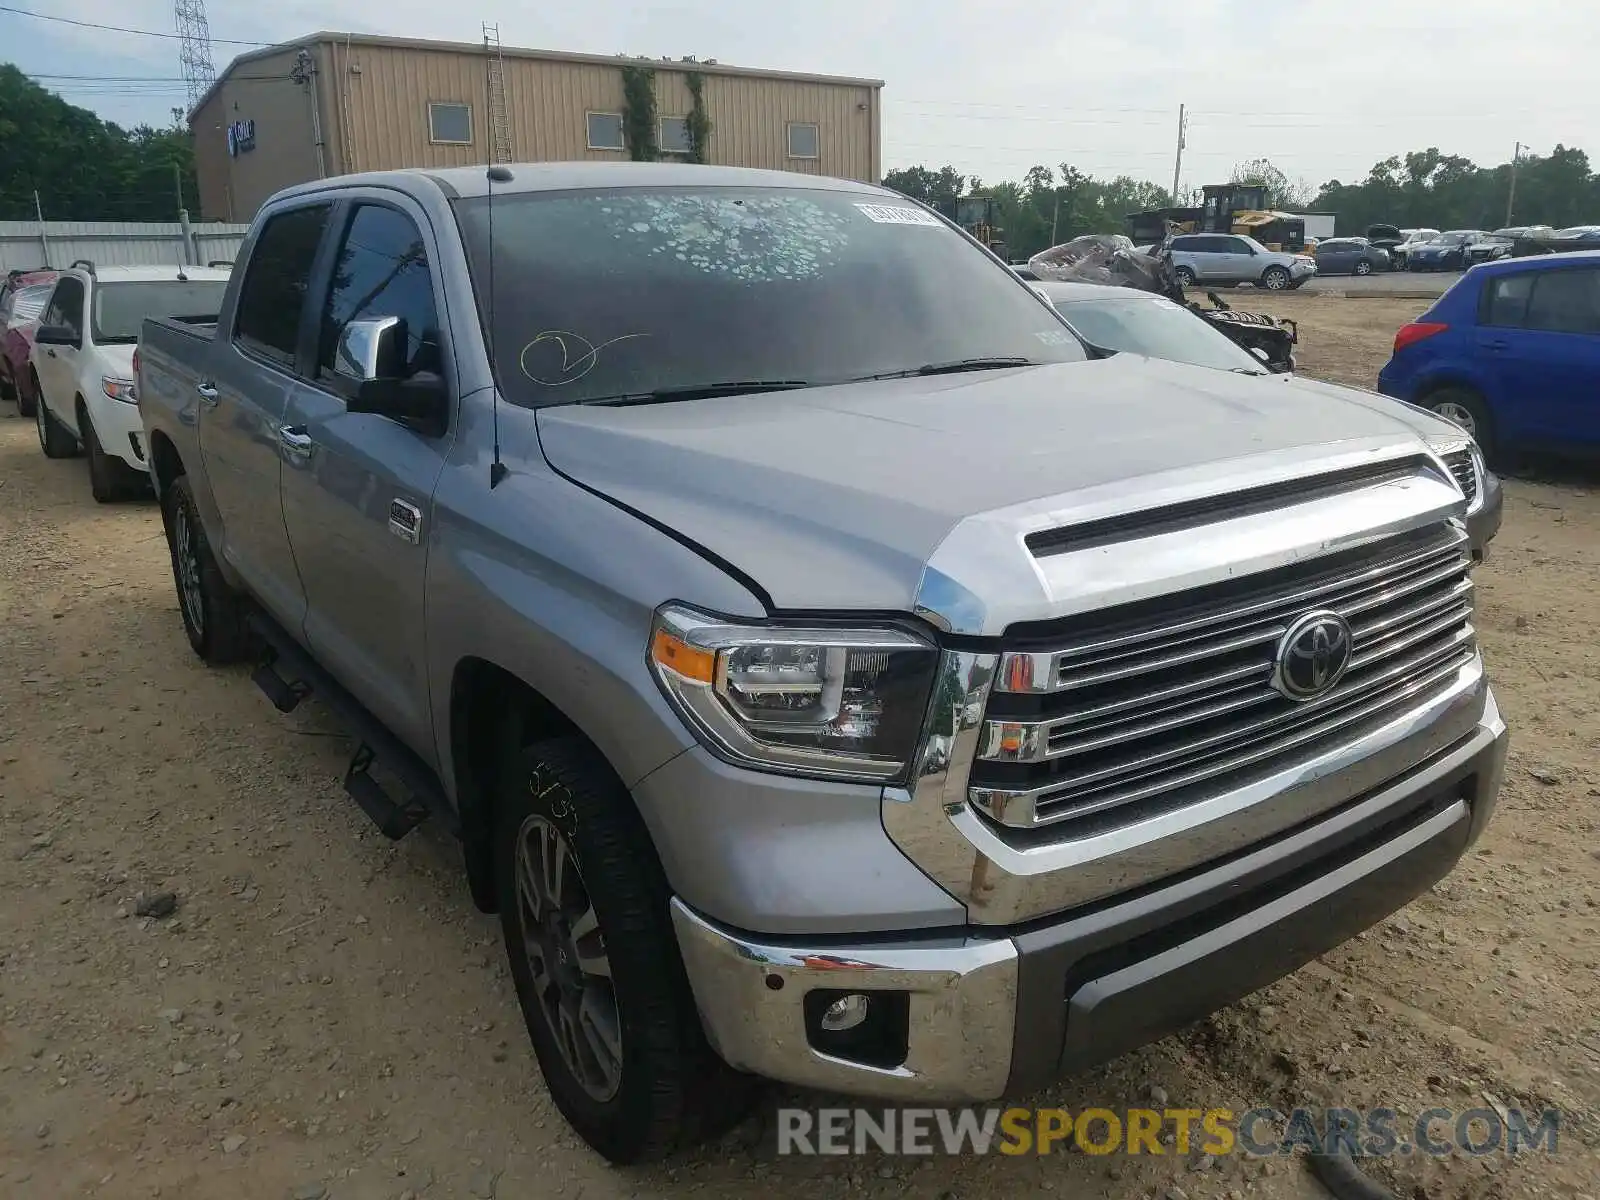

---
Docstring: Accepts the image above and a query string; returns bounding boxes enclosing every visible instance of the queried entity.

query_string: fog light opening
[820,992,870,1032]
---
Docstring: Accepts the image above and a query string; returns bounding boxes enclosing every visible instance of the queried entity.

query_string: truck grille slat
[971,525,1477,829]
[1030,537,1466,694]
[1442,449,1478,505]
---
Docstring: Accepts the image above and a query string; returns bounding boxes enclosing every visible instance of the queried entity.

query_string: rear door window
[1523,269,1600,335]
[233,204,333,369]
[1482,274,1533,328]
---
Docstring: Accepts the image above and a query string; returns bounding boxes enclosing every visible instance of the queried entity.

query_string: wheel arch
[449,655,602,913]
[147,428,185,503]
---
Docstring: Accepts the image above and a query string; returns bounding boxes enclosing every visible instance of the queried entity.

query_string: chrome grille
[971,525,1477,829]
[1443,449,1478,505]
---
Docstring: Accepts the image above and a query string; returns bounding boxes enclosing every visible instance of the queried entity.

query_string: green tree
[0,65,200,223]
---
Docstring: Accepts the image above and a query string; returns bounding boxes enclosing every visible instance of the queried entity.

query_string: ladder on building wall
[483,22,512,164]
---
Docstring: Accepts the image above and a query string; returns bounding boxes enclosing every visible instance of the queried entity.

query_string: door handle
[195,381,220,407]
[1483,339,1509,351]
[45,348,57,358]
[278,424,315,458]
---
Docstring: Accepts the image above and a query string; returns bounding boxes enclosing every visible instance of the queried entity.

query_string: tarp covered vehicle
[1028,235,1298,373]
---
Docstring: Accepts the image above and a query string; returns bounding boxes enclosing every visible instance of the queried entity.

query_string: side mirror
[336,317,448,436]
[35,324,80,348]
[333,315,406,383]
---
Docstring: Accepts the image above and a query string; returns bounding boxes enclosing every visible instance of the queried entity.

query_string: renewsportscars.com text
[777,1106,1561,1157]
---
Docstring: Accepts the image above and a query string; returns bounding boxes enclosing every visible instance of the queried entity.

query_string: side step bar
[246,612,458,840]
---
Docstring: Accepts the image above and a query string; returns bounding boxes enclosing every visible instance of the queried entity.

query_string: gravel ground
[1,299,1597,1199]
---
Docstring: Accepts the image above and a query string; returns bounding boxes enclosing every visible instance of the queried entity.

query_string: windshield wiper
[581,380,812,406]
[856,356,1043,382]
[1229,366,1268,376]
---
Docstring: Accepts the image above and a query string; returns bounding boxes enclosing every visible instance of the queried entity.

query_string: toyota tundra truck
[137,163,1508,1164]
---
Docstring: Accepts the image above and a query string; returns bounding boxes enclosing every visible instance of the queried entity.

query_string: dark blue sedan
[1406,231,1485,272]
[1378,251,1600,465]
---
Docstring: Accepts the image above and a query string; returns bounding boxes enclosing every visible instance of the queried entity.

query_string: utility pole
[1170,103,1187,207]
[1050,190,1062,246]
[1505,141,1521,226]
[172,160,185,216]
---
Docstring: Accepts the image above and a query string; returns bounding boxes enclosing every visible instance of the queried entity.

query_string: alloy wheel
[514,813,622,1101]
[172,504,206,637]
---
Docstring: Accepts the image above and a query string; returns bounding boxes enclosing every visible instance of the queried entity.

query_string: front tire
[36,393,79,459]
[1173,266,1195,287]
[1261,265,1291,290]
[162,474,251,663]
[79,401,146,503]
[496,737,753,1163]
[1353,259,1373,276]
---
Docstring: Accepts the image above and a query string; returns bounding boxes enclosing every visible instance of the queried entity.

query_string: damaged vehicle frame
[137,163,1508,1164]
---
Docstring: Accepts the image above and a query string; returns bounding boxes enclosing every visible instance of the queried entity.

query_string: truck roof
[271,161,900,204]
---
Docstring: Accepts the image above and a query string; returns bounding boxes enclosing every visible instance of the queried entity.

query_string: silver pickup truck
[138,163,1507,1164]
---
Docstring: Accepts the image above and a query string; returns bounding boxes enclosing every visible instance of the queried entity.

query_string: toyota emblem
[1273,610,1354,701]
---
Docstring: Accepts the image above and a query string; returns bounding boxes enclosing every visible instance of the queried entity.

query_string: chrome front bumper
[672,690,1506,1102]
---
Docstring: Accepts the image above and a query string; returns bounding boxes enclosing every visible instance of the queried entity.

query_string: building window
[586,112,625,151]
[428,102,473,145]
[787,122,820,160]
[659,116,691,156]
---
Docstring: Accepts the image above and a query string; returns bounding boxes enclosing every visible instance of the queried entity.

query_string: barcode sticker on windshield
[854,203,943,227]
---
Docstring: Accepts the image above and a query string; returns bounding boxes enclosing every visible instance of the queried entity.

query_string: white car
[31,263,230,501]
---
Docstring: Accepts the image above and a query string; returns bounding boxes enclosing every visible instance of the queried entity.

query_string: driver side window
[316,204,442,387]
[43,277,85,337]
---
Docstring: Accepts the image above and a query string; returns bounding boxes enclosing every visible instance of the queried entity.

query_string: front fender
[425,405,767,801]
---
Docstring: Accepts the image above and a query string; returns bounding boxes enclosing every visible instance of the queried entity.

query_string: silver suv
[1170,233,1317,290]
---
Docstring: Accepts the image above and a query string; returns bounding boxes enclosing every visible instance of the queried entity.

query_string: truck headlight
[648,604,938,782]
[102,376,138,403]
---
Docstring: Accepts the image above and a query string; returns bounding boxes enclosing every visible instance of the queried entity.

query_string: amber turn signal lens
[651,629,716,683]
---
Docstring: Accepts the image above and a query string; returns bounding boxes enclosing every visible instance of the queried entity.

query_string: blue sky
[6,0,1598,191]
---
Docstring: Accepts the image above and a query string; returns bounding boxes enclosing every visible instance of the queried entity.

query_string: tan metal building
[190,32,884,222]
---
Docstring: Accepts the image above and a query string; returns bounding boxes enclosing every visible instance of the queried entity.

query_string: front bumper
[86,391,147,469]
[1468,471,1504,558]
[672,690,1505,1102]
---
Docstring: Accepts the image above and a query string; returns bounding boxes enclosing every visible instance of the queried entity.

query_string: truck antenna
[485,163,513,487]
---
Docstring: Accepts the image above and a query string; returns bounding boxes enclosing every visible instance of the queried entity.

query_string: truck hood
[535,357,1446,618]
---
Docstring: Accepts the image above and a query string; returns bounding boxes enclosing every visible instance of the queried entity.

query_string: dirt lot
[2,297,1597,1200]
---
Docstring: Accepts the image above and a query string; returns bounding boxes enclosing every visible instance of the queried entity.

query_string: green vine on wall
[685,72,712,164]
[620,64,658,161]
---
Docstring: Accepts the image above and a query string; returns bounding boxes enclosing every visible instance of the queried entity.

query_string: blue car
[1378,251,1600,464]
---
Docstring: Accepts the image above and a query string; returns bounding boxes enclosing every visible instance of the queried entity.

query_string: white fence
[0,220,251,272]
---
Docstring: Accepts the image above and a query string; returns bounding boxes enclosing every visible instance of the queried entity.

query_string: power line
[0,4,270,45]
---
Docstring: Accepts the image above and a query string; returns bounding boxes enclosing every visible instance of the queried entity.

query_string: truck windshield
[93,280,228,343]
[453,186,1086,407]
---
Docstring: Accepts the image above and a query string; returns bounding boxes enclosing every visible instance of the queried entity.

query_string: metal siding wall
[191,47,321,221]
[334,46,878,181]
[699,75,874,180]
[342,44,489,171]
[0,222,250,271]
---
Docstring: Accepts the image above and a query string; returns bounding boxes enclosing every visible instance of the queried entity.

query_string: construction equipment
[1127,183,1307,253]
[937,195,1006,257]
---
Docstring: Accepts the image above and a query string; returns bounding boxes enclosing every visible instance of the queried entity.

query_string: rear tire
[1261,265,1291,290]
[495,736,754,1163]
[162,473,251,663]
[0,365,14,404]
[17,370,39,419]
[1424,387,1498,464]
[1173,266,1195,287]
[36,393,79,459]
